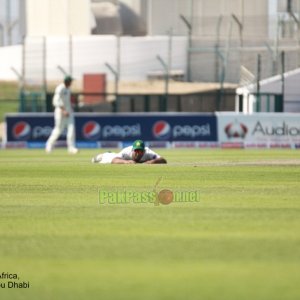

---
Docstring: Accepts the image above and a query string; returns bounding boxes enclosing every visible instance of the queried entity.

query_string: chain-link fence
[17,0,300,114]
[149,0,300,82]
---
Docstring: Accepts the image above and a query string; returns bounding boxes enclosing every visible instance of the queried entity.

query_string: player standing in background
[45,76,78,154]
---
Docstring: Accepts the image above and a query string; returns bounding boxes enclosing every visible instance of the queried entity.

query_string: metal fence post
[281,51,285,105]
[256,54,261,112]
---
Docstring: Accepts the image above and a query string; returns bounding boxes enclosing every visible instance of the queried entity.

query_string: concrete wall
[26,0,91,36]
[0,45,22,80]
[147,0,268,38]
[0,0,24,46]
[0,35,187,83]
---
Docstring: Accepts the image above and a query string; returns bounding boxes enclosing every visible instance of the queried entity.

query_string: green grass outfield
[0,149,300,300]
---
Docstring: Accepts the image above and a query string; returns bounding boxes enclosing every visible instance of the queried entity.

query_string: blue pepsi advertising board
[6,113,217,145]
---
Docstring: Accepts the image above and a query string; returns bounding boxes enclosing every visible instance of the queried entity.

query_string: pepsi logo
[152,121,171,139]
[12,122,31,140]
[225,120,248,138]
[82,121,101,140]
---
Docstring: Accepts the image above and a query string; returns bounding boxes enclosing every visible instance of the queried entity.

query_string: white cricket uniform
[46,83,76,150]
[97,152,118,164]
[115,146,160,163]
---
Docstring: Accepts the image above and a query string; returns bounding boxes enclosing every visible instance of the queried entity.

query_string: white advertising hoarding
[217,113,300,148]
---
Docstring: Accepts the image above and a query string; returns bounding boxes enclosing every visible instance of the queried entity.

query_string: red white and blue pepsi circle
[82,121,101,140]
[152,121,171,140]
[12,121,31,140]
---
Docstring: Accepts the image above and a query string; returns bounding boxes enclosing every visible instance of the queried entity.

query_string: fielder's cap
[132,140,145,150]
[64,75,74,82]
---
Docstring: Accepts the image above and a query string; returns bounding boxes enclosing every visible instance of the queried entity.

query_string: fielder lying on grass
[91,140,167,164]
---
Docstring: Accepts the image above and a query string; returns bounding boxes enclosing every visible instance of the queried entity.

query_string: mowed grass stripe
[0,149,300,300]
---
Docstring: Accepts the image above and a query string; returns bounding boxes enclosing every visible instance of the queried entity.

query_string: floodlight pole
[216,50,225,110]
[116,34,121,85]
[156,55,168,111]
[180,14,192,82]
[7,19,18,44]
[105,62,119,112]
[168,28,173,78]
[231,14,243,47]
[22,35,25,91]
[281,51,285,104]
[265,42,277,75]
[289,12,300,67]
[215,15,223,82]
[256,54,261,112]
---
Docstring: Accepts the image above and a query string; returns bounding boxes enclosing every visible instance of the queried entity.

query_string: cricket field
[0,149,300,299]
